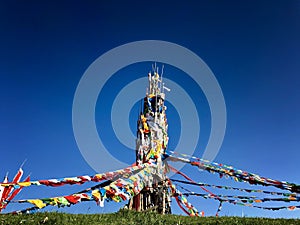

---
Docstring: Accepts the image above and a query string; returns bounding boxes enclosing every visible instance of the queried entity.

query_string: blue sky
[1,1,300,217]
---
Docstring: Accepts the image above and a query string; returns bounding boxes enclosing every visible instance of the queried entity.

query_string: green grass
[1,209,300,225]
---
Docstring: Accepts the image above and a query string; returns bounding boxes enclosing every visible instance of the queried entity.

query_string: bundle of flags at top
[0,167,30,212]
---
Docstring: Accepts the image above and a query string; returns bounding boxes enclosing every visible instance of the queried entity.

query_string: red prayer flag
[2,168,23,201]
[0,176,8,200]
[7,175,30,201]
[0,175,9,212]
[0,175,30,211]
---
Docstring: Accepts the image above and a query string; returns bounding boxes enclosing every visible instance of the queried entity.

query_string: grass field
[1,209,300,225]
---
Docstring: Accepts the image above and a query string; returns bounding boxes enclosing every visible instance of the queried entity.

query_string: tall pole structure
[128,68,171,214]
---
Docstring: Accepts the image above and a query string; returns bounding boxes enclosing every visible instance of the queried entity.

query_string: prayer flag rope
[181,192,300,203]
[166,152,300,193]
[0,164,151,189]
[8,164,157,212]
[179,190,300,211]
[171,179,298,198]
[168,180,199,216]
[169,160,300,215]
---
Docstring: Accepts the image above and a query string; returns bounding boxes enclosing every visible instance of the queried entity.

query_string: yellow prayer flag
[28,199,46,209]
[92,190,101,200]
[19,182,31,187]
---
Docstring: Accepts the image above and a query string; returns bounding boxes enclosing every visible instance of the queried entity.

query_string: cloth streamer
[171,179,298,198]
[166,151,300,193]
[8,164,157,212]
[0,164,151,188]
[168,180,199,216]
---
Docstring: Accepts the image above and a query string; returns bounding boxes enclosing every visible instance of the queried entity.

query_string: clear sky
[1,0,300,218]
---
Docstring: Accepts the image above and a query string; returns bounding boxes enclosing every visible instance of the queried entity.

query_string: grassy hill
[1,209,300,225]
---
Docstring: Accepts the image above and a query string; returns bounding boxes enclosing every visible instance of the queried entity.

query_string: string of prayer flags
[171,179,298,198]
[168,180,199,217]
[0,163,152,189]
[181,192,300,203]
[166,151,300,193]
[10,164,158,212]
